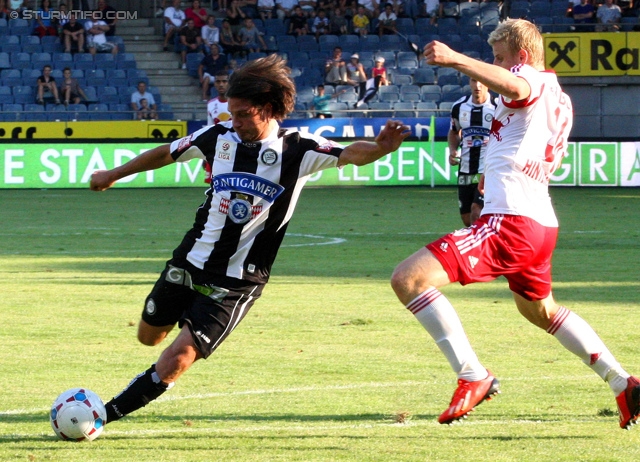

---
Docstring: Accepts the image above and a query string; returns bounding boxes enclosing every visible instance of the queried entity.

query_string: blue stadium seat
[46,104,69,121]
[74,53,95,70]
[116,52,137,70]
[339,34,360,51]
[2,103,23,121]
[96,86,119,104]
[413,67,436,85]
[396,18,415,35]
[8,18,30,36]
[52,52,73,70]
[82,86,98,103]
[24,103,47,121]
[41,36,63,53]
[2,35,21,53]
[392,73,413,86]
[421,84,442,103]
[438,17,459,35]
[32,52,52,67]
[0,85,13,104]
[438,101,454,112]
[264,18,287,36]
[368,101,393,118]
[21,35,42,53]
[1,68,22,86]
[94,53,116,69]
[359,35,380,52]
[157,104,173,120]
[416,101,438,115]
[66,103,87,120]
[393,101,416,118]
[12,85,34,104]
[106,36,125,53]
[109,103,132,120]
[0,51,10,69]
[441,84,463,102]
[106,69,128,87]
[11,52,31,69]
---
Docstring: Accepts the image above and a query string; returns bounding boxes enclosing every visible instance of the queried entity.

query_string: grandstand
[1,0,638,130]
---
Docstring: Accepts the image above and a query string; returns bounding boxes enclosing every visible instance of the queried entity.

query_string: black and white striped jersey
[168,122,344,286]
[450,95,497,175]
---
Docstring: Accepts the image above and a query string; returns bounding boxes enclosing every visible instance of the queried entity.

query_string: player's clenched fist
[423,41,460,67]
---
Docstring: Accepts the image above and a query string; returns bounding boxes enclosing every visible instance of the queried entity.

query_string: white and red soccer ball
[50,388,106,442]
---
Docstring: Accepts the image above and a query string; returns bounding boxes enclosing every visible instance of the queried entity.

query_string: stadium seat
[109,103,132,120]
[116,52,137,70]
[74,53,95,70]
[157,104,174,120]
[439,101,454,112]
[326,101,349,116]
[94,53,116,69]
[0,51,10,69]
[106,36,125,53]
[368,101,394,118]
[96,86,119,104]
[416,101,438,116]
[413,67,436,85]
[21,35,42,53]
[393,102,416,118]
[41,36,63,53]
[46,103,69,121]
[82,86,99,104]
[12,85,34,104]
[438,17,459,35]
[338,92,358,104]
[437,73,459,86]
[8,18,30,36]
[1,68,22,86]
[24,103,47,121]
[11,52,31,69]
[2,103,22,121]
[392,74,412,86]
[0,85,13,104]
[359,35,380,52]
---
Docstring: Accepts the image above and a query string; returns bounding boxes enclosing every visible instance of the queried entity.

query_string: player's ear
[518,49,529,65]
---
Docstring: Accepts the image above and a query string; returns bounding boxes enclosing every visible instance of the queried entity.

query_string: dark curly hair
[226,54,296,121]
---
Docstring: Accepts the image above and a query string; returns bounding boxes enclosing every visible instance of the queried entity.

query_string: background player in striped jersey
[391,19,640,429]
[89,54,410,426]
[447,78,497,226]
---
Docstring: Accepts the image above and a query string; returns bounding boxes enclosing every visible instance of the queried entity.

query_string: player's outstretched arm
[337,119,410,167]
[424,41,530,102]
[90,144,175,191]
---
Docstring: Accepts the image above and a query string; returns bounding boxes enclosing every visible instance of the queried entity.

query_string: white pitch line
[0,375,598,417]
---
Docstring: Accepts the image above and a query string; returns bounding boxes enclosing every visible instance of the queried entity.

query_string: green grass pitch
[1,186,639,461]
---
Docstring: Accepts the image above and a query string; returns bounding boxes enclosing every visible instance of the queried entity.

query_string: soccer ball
[50,388,107,442]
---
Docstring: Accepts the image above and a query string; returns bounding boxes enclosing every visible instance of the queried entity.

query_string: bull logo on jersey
[490,113,514,142]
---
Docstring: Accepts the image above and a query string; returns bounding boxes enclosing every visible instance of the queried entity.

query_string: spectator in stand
[220,18,245,57]
[318,0,338,12]
[341,0,357,19]
[596,0,622,31]
[359,0,379,18]
[60,66,88,105]
[201,15,220,49]
[57,3,70,30]
[163,0,186,51]
[178,18,204,70]
[34,0,58,38]
[85,10,118,55]
[199,43,228,101]
[239,0,259,19]
[130,81,157,120]
[0,0,9,19]
[62,12,85,53]
[352,5,370,35]
[257,0,276,20]
[185,0,208,30]
[377,3,397,36]
[136,98,157,120]
[572,0,596,31]
[276,0,297,20]
[237,17,267,53]
[346,52,367,96]
[312,8,331,38]
[400,0,419,19]
[298,0,317,17]
[311,84,346,118]
[288,5,310,35]
[325,46,347,84]
[8,0,26,18]
[424,0,442,25]
[36,64,61,105]
[566,0,581,17]
[96,0,117,36]
[354,55,387,107]
[226,0,246,32]
[330,6,349,35]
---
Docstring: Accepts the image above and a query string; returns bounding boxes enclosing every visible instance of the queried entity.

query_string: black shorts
[142,265,263,359]
[457,174,484,214]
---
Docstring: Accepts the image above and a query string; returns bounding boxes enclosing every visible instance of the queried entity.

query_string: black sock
[105,364,173,424]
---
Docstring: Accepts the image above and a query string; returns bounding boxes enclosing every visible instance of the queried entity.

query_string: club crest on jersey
[212,172,285,202]
[260,148,278,165]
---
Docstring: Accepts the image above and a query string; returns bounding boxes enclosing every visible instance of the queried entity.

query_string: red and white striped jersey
[483,64,573,227]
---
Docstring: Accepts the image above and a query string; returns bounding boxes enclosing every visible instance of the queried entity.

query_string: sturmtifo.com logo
[13,9,138,20]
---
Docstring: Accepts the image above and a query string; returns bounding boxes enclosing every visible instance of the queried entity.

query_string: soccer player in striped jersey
[448,78,497,226]
[89,54,410,425]
[392,19,640,429]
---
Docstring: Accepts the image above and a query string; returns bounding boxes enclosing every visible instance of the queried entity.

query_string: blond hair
[488,19,544,69]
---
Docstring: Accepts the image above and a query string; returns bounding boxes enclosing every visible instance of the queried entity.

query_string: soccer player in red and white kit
[391,19,640,429]
[203,70,232,183]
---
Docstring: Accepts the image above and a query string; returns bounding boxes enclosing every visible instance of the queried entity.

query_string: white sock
[407,288,487,382]
[548,306,629,395]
